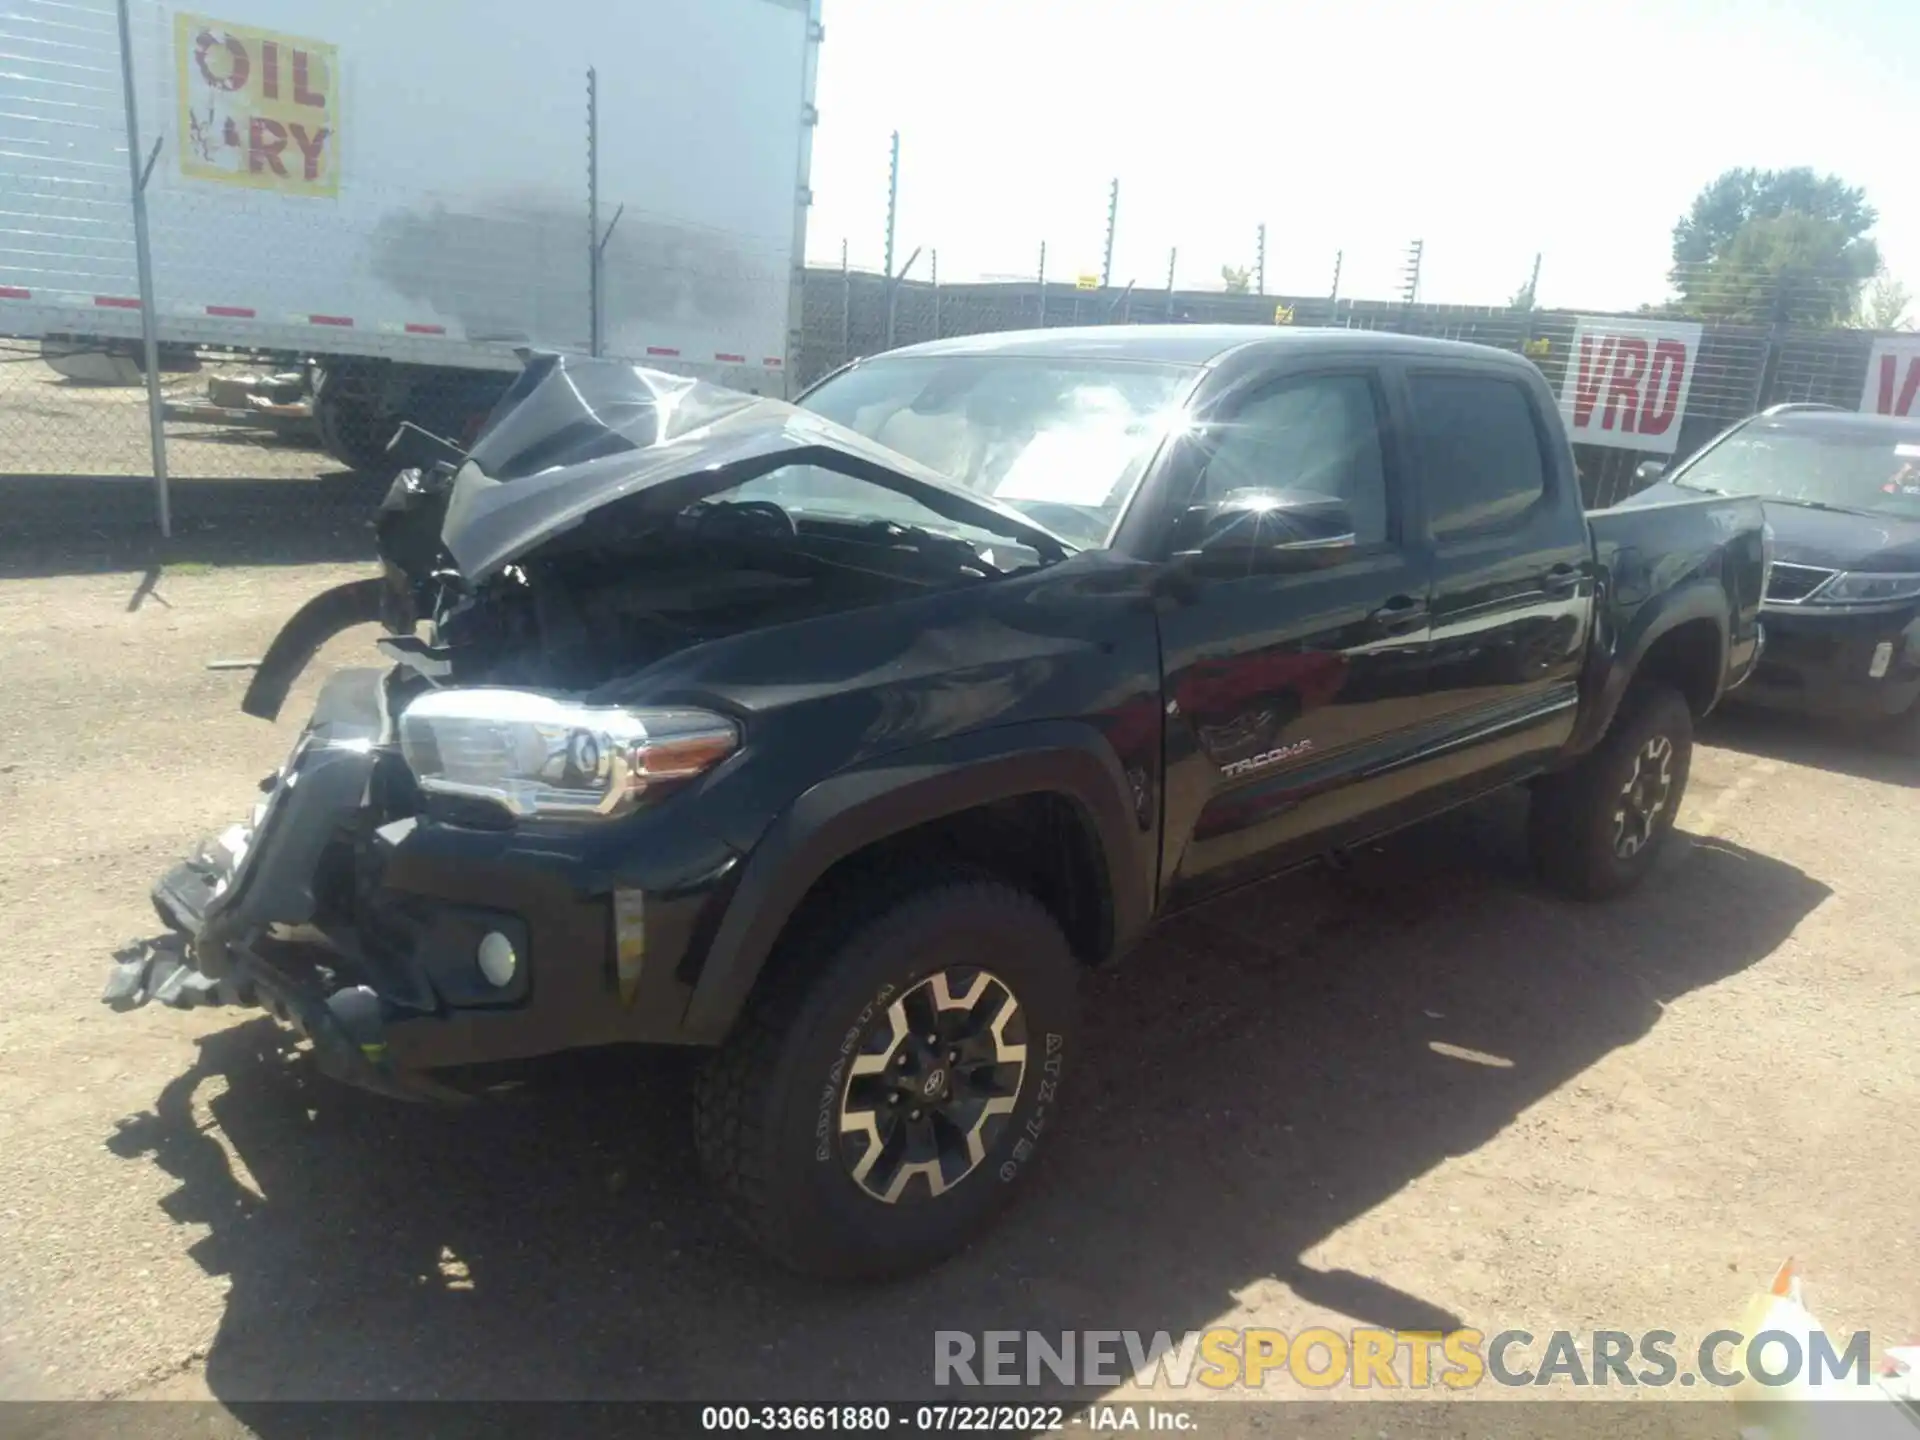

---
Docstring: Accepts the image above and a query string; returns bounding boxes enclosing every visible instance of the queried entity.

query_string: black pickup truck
[108,328,1768,1280]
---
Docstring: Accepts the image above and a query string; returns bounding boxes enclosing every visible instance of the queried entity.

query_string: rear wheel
[1530,684,1693,900]
[1884,695,1920,754]
[692,875,1078,1281]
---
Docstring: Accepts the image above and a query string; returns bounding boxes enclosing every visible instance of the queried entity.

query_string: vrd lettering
[1559,317,1702,455]
[1872,352,1920,417]
[1572,335,1689,437]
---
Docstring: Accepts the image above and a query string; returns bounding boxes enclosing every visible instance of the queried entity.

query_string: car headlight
[398,689,738,821]
[1809,572,1920,605]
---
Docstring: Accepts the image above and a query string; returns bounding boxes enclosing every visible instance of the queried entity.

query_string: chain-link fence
[8,270,1911,534]
[792,265,1912,509]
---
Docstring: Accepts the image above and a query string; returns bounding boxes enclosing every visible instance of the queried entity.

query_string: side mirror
[1633,460,1667,486]
[1174,488,1356,576]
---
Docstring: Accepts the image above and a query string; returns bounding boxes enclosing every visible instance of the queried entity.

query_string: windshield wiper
[1762,496,1881,518]
[859,518,1010,575]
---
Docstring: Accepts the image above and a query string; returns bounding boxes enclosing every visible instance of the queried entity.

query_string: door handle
[1542,563,1583,593]
[1367,594,1428,635]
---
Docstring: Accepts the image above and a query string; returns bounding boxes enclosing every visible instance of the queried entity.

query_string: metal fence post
[584,70,623,358]
[884,246,920,350]
[113,0,169,538]
[588,69,599,356]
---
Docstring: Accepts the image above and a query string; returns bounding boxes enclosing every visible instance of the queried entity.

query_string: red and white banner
[1860,337,1920,418]
[1558,317,1704,455]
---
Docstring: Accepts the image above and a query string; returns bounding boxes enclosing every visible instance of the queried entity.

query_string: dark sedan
[1629,404,1920,743]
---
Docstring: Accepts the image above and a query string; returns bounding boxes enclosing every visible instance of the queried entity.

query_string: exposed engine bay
[241,356,1069,721]
[429,496,1037,692]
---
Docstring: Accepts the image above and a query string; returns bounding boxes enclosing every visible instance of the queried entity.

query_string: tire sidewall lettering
[814,981,895,1163]
[999,1030,1066,1184]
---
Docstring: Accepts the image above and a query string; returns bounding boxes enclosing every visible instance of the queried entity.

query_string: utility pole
[1522,251,1542,309]
[1101,178,1118,289]
[1401,239,1425,305]
[883,131,900,282]
[1037,240,1048,326]
[1329,249,1344,308]
[1256,224,1267,297]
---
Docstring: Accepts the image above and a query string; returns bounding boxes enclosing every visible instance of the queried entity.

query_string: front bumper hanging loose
[100,668,465,1101]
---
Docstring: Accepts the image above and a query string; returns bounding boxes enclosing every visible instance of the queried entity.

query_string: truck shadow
[0,477,382,580]
[104,793,1827,1407]
[1702,705,1919,789]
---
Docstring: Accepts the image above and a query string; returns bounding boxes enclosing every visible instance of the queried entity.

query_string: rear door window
[1408,373,1550,538]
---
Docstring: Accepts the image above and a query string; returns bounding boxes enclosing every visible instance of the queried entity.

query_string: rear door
[1154,365,1434,905]
[1402,365,1592,755]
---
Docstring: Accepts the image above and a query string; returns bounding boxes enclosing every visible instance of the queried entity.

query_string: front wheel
[1530,684,1694,900]
[692,876,1078,1281]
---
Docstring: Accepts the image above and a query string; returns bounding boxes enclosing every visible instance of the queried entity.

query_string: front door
[1155,367,1433,906]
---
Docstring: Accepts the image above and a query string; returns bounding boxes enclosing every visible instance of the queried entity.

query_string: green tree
[1220,264,1252,294]
[1857,269,1913,331]
[1671,168,1880,325]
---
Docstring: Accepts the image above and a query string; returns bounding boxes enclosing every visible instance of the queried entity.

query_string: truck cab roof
[877,324,1544,373]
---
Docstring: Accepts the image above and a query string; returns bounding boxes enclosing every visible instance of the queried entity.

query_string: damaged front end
[105,668,465,1099]
[108,355,1068,1099]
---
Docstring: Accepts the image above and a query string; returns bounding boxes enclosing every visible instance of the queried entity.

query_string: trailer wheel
[312,366,400,477]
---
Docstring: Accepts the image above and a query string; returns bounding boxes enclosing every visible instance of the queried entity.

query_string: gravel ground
[0,543,1916,1429]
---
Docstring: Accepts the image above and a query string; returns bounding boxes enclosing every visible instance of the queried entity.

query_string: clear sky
[804,0,1916,311]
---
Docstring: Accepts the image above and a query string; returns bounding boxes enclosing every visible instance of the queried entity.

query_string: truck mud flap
[241,578,386,722]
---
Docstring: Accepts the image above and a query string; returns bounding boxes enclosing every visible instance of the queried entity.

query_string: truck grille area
[1765,563,1837,603]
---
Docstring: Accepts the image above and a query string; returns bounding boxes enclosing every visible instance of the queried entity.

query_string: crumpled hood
[440,354,1070,582]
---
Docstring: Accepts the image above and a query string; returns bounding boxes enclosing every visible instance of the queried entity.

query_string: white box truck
[0,0,821,469]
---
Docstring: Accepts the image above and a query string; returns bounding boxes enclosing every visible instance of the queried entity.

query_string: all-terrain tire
[692,875,1079,1281]
[1883,695,1920,755]
[1530,684,1693,901]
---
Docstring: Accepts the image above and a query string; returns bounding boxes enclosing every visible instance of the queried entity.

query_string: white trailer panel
[1,0,817,385]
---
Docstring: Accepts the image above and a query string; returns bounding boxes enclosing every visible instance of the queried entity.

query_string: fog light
[1869,641,1894,679]
[476,931,518,988]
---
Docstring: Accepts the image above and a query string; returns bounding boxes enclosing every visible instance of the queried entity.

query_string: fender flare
[1570,578,1728,755]
[678,720,1153,1043]
[241,579,386,722]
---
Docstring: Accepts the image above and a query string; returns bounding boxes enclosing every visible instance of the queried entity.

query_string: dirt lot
[0,539,1916,1422]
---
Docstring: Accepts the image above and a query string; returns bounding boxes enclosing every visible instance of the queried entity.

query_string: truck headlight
[1809,572,1920,605]
[398,689,738,820]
